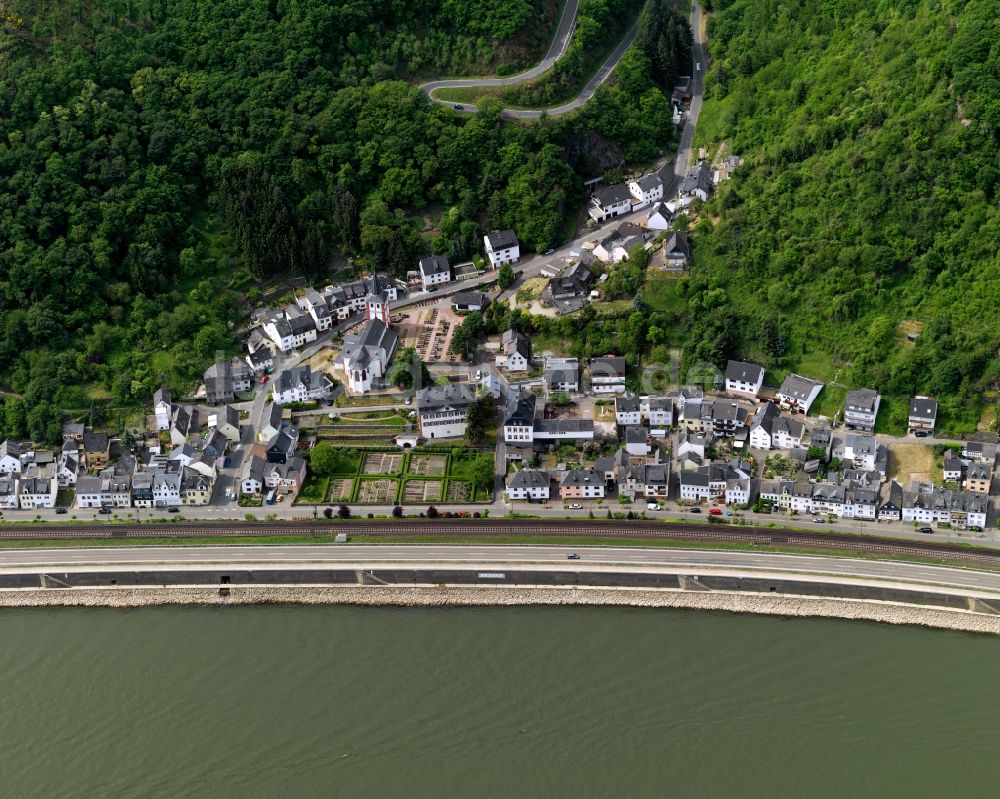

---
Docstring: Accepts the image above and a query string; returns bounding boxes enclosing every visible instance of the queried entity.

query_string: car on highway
[647,502,660,511]
[567,553,581,560]
[55,507,68,514]
[688,507,701,514]
[918,527,934,534]
[454,104,464,110]
[567,503,583,510]
[812,517,825,523]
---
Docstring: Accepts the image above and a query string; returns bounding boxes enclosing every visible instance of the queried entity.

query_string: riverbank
[4,584,1000,635]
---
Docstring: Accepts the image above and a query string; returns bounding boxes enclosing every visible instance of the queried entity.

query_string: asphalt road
[420,0,644,119]
[7,544,1000,595]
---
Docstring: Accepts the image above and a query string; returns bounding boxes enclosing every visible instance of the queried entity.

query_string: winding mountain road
[419,0,646,119]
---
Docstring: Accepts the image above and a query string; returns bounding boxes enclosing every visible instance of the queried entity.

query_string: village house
[624,426,650,457]
[677,161,713,203]
[259,402,285,443]
[776,374,824,414]
[262,306,318,353]
[484,230,520,269]
[415,383,476,440]
[418,255,451,292]
[82,432,111,470]
[506,469,551,501]
[498,329,532,373]
[503,392,537,446]
[181,467,214,505]
[590,356,627,394]
[170,405,194,446]
[151,464,183,507]
[0,478,18,509]
[615,395,642,427]
[545,357,580,394]
[943,451,964,483]
[962,442,996,463]
[57,442,79,488]
[209,405,242,443]
[748,402,804,450]
[908,396,938,435]
[18,475,57,509]
[644,397,674,434]
[964,462,992,494]
[0,440,21,476]
[271,365,333,405]
[542,261,595,314]
[844,388,881,432]
[662,231,690,270]
[153,388,172,431]
[452,291,489,314]
[724,360,765,399]
[878,481,904,520]
[593,231,642,264]
[560,469,605,500]
[239,455,267,497]
[263,457,307,495]
[246,347,274,374]
[296,288,334,331]
[203,357,254,404]
[644,202,674,231]
[340,318,399,394]
[588,184,633,223]
[627,174,664,208]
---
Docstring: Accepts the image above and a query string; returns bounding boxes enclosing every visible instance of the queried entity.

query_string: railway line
[0,519,998,568]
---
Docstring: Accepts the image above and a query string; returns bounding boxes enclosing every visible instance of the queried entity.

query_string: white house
[593,232,641,264]
[153,388,172,431]
[776,374,824,414]
[624,426,650,457]
[415,384,477,440]
[507,470,550,501]
[644,397,674,433]
[844,388,881,432]
[503,392,536,446]
[725,361,765,399]
[18,476,57,509]
[0,440,21,476]
[499,329,532,373]
[644,202,674,231]
[0,478,19,509]
[240,455,266,496]
[588,184,633,222]
[418,255,451,291]
[484,230,520,268]
[341,318,399,394]
[902,486,988,529]
[748,402,803,450]
[615,395,642,427]
[628,174,664,208]
[545,357,579,393]
[678,161,713,202]
[272,365,333,404]
[75,475,110,508]
[298,289,334,331]
[151,467,182,507]
[262,308,318,353]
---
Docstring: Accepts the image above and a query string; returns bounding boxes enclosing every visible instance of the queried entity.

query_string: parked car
[454,104,464,110]
[567,503,583,510]
[688,507,701,514]
[98,507,112,515]
[812,517,825,523]
[55,507,68,514]
[258,374,270,384]
[647,502,660,511]
[475,370,482,380]
[545,248,555,255]
[918,527,934,534]
[167,506,180,513]
[708,508,722,516]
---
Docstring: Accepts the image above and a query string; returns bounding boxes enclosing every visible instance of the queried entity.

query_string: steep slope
[682,0,999,429]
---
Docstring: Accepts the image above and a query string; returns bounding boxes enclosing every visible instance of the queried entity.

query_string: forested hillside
[0,0,679,438]
[681,0,999,429]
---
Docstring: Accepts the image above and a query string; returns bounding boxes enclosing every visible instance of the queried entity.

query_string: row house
[560,469,605,500]
[262,305,319,353]
[902,486,988,529]
[506,469,551,501]
[748,402,804,450]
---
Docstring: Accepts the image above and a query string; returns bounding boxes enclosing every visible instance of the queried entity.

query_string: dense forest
[676,0,1000,431]
[0,0,682,440]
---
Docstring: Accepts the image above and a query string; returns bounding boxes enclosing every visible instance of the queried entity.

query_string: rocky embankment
[2,585,999,635]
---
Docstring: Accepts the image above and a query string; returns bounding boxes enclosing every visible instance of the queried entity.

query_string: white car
[696,62,701,71]
[567,503,583,510]
[475,370,482,380]
[647,502,661,511]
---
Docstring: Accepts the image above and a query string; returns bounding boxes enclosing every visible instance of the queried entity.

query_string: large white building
[628,174,664,207]
[724,360,764,399]
[418,255,451,291]
[416,384,477,440]
[506,470,550,501]
[271,365,333,405]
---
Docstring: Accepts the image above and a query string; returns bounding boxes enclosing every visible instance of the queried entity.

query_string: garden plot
[403,480,443,503]
[357,479,398,503]
[445,481,472,502]
[408,454,447,476]
[363,452,403,475]
[329,479,354,502]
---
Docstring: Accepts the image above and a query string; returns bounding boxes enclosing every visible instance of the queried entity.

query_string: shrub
[337,504,351,519]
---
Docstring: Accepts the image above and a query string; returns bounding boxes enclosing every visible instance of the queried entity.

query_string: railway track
[0,519,998,567]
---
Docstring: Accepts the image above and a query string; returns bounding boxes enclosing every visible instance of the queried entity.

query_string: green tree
[497,262,515,290]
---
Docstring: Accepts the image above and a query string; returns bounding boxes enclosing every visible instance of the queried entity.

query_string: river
[2,605,997,797]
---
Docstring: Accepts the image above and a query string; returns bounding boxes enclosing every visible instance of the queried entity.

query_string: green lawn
[324,449,363,476]
[642,272,688,315]
[296,475,330,504]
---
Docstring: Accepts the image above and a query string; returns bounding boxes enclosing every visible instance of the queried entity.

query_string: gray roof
[533,419,594,434]
[909,396,938,420]
[342,318,398,372]
[544,358,579,386]
[632,174,662,192]
[502,329,532,360]
[0,440,20,458]
[648,202,673,220]
[624,426,648,444]
[615,395,641,414]
[845,388,880,412]
[560,468,603,488]
[453,291,488,309]
[778,373,823,402]
[416,383,476,413]
[508,470,550,490]
[593,184,633,207]
[83,432,110,453]
[504,392,537,427]
[679,161,713,196]
[591,356,626,376]
[153,387,171,406]
[241,454,267,484]
[486,229,519,250]
[725,360,764,384]
[419,255,450,277]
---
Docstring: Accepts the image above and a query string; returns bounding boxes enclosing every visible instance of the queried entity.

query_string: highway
[420,0,646,118]
[7,544,1000,597]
